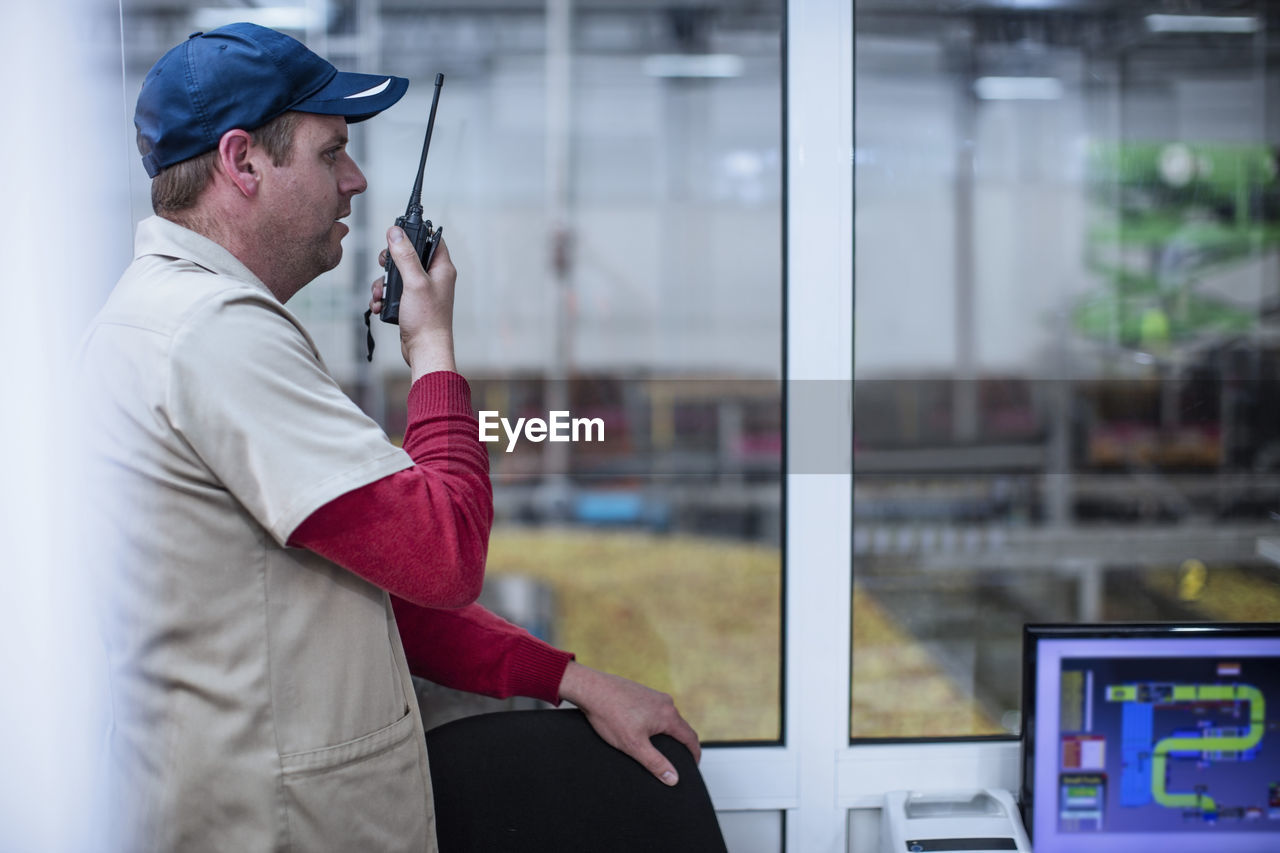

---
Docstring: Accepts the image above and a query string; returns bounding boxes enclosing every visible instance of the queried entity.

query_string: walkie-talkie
[365,73,445,360]
[382,72,445,325]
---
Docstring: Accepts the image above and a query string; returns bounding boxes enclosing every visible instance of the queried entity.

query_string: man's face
[257,113,367,297]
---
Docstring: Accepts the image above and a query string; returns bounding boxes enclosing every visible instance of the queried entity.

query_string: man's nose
[342,155,368,196]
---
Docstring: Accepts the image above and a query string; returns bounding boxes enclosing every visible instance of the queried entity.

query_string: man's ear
[216,129,262,198]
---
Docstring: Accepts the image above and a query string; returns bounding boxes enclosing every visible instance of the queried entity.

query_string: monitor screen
[1021,623,1280,853]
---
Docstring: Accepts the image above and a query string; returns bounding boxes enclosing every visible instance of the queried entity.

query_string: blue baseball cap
[135,23,409,177]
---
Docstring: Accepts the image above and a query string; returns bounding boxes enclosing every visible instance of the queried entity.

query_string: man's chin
[322,233,345,272]
[322,246,343,274]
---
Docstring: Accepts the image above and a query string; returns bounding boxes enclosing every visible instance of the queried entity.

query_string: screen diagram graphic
[1056,656,1280,835]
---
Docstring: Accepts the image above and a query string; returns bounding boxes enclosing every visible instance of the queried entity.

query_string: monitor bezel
[1019,621,1280,843]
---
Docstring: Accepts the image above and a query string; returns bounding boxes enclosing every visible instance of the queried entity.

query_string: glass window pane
[853,1,1280,739]
[120,2,784,744]
[385,4,785,744]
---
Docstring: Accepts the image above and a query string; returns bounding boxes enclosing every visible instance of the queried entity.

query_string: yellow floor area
[487,526,782,742]
[851,588,1004,738]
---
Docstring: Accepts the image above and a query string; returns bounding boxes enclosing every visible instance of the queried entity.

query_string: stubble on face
[258,115,359,299]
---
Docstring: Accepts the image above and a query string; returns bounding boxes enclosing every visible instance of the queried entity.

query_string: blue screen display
[1026,629,1280,853]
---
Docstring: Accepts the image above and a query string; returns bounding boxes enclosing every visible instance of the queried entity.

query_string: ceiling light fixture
[974,76,1063,101]
[642,54,744,79]
[192,7,322,32]
[1145,14,1259,34]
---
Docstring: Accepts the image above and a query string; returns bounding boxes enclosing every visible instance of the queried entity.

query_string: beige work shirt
[81,216,435,851]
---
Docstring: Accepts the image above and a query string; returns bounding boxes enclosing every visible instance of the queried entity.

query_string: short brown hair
[147,111,304,216]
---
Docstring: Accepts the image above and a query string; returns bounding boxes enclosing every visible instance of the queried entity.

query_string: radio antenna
[405,73,445,224]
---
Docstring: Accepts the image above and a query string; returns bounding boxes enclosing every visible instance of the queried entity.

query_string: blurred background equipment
[853,0,1280,740]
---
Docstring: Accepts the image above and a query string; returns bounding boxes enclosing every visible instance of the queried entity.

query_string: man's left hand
[557,661,701,787]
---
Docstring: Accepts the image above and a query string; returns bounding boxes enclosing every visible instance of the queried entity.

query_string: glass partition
[117,0,784,743]
[853,0,1280,739]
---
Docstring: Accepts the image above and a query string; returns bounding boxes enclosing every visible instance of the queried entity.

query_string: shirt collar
[133,215,274,298]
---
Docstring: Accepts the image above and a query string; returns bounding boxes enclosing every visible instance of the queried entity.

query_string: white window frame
[700,2,1020,848]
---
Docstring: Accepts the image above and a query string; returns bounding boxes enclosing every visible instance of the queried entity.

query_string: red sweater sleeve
[289,371,572,704]
[391,598,572,705]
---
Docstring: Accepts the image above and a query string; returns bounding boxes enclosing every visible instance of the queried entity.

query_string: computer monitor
[1021,623,1280,853]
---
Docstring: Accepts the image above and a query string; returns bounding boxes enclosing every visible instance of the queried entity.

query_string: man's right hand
[370,225,458,379]
[557,662,701,787]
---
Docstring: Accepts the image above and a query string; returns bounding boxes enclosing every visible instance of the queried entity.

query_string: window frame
[701,3,1022,848]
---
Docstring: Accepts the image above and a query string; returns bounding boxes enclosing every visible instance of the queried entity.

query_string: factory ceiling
[114,0,1278,81]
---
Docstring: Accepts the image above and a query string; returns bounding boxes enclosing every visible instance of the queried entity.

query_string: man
[82,23,698,851]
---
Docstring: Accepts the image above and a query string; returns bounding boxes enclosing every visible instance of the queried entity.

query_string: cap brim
[292,70,409,123]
